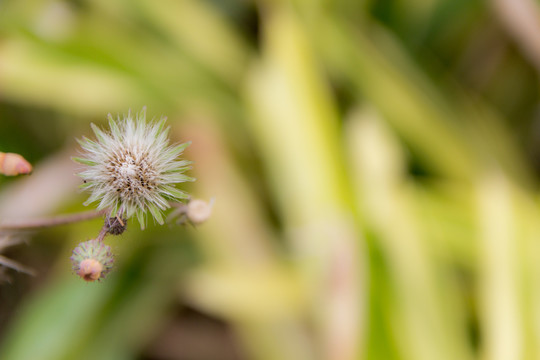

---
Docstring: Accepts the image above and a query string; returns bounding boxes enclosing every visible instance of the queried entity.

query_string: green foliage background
[1,0,540,359]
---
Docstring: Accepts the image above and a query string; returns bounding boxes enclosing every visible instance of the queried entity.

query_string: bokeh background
[1,0,540,359]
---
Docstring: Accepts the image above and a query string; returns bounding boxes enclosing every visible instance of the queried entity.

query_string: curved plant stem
[96,223,109,242]
[0,209,106,231]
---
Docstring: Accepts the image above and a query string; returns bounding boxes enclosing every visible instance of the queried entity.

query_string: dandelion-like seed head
[73,108,194,228]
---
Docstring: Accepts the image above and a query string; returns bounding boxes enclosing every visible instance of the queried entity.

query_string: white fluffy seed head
[73,107,194,229]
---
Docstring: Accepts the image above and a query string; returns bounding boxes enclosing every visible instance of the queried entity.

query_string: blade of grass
[245,9,366,360]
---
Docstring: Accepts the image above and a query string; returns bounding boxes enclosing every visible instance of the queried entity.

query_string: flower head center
[106,150,158,200]
[119,162,138,178]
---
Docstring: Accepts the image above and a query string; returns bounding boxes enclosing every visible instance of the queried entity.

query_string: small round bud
[78,259,103,281]
[106,216,127,235]
[71,239,114,282]
[186,199,213,224]
[0,152,32,176]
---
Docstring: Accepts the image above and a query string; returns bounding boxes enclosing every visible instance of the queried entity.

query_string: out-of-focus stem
[491,0,540,72]
[0,209,105,231]
[0,254,36,276]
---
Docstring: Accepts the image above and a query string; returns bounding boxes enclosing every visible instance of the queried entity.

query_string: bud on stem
[71,239,114,282]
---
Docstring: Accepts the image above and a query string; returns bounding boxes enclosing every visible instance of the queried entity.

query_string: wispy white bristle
[74,109,194,229]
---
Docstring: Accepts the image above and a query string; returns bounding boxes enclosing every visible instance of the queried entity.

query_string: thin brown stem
[0,209,106,231]
[0,255,36,276]
[96,223,109,242]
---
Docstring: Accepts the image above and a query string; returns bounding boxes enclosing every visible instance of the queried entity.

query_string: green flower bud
[71,239,114,281]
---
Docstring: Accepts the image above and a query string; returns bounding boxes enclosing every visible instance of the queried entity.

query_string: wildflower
[71,239,114,282]
[166,198,214,226]
[186,198,214,224]
[73,108,194,229]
